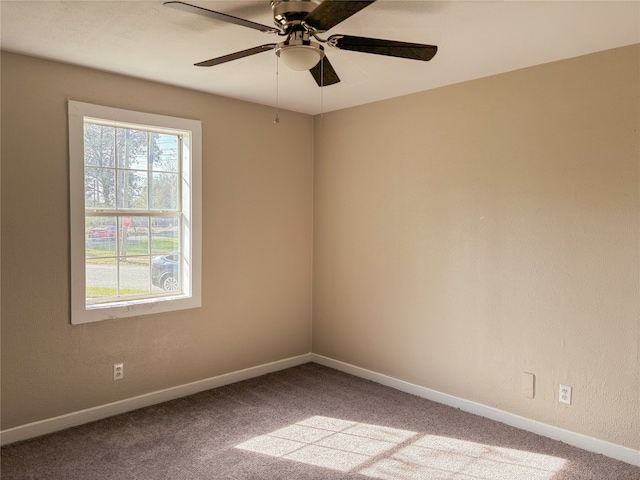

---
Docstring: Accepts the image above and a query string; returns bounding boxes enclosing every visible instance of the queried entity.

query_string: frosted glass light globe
[278,45,321,71]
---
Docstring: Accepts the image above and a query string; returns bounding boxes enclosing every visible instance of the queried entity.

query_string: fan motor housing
[272,0,321,30]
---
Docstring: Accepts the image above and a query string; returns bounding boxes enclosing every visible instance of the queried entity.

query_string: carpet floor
[2,363,638,479]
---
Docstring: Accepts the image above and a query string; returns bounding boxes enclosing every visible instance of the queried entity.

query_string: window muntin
[69,101,201,324]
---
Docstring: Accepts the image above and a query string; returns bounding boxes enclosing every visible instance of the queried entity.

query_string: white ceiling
[2,1,639,115]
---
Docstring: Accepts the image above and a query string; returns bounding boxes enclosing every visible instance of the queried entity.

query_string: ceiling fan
[164,0,438,87]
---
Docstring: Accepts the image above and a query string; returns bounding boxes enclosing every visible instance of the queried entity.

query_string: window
[68,101,201,324]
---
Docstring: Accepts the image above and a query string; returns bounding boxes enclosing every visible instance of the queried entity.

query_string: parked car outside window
[151,254,179,291]
[88,225,116,238]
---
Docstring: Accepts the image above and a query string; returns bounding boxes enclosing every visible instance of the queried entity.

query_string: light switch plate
[522,372,535,398]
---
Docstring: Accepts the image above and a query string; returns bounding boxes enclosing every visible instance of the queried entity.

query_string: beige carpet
[2,363,638,479]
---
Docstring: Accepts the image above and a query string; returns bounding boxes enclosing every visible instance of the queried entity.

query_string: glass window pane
[85,167,115,209]
[119,257,151,297]
[116,128,148,170]
[151,217,179,255]
[150,172,179,210]
[84,124,115,167]
[86,216,117,256]
[86,258,117,303]
[151,253,181,293]
[150,133,179,172]
[117,170,148,209]
[119,216,149,256]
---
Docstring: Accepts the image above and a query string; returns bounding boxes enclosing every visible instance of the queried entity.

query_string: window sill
[72,294,201,325]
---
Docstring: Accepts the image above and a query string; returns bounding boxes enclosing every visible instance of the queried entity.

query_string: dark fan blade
[309,56,340,87]
[304,1,376,31]
[195,44,277,67]
[164,1,280,34]
[328,35,437,61]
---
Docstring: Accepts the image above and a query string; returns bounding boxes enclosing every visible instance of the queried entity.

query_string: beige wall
[0,52,313,429]
[2,44,639,452]
[313,45,639,449]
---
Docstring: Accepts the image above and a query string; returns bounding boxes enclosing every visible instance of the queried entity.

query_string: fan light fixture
[276,43,324,71]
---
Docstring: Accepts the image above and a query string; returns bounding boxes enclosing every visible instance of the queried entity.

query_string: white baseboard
[3,352,638,467]
[310,354,640,467]
[0,353,313,447]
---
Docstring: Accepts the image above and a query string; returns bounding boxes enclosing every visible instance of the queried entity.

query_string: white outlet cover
[559,384,572,404]
[114,363,124,381]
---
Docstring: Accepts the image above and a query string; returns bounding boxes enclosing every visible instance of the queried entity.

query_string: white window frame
[68,100,202,324]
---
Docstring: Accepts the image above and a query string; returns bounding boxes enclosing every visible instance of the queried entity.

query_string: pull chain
[319,56,324,125]
[274,55,280,124]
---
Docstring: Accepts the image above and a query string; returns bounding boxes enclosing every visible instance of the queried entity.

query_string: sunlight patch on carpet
[236,416,416,472]
[235,416,567,479]
[361,434,567,480]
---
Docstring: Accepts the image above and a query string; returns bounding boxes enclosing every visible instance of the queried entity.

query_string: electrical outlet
[114,363,124,381]
[559,384,572,404]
